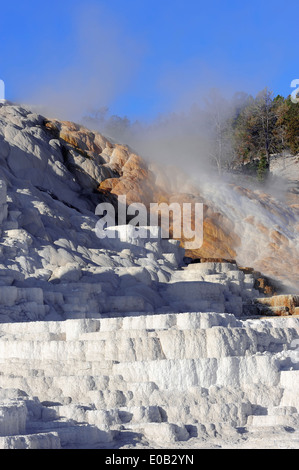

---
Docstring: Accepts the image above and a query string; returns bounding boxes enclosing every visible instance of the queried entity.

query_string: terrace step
[0,432,61,449]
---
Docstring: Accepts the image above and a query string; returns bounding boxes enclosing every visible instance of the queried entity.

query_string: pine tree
[257,153,268,181]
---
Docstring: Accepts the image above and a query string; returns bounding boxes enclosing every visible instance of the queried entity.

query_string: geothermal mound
[0,103,298,449]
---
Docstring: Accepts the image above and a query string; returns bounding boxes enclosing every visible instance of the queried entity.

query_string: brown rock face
[254,295,299,316]
[44,119,159,208]
[155,192,240,260]
[98,152,157,206]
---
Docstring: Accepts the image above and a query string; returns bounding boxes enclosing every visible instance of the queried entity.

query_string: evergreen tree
[257,153,268,181]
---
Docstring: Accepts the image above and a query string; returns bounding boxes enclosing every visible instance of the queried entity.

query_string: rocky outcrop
[44,118,159,207]
[253,295,299,316]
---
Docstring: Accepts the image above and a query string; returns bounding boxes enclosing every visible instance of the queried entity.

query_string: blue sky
[0,0,298,121]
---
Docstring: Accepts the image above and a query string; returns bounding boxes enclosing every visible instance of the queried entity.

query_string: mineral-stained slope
[0,102,298,449]
[46,113,299,291]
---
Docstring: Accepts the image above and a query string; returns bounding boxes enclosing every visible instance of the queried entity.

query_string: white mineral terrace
[0,312,299,449]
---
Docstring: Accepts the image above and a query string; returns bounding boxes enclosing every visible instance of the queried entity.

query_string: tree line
[206,88,299,180]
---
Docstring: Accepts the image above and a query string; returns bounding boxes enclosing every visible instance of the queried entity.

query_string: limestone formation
[0,102,298,449]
